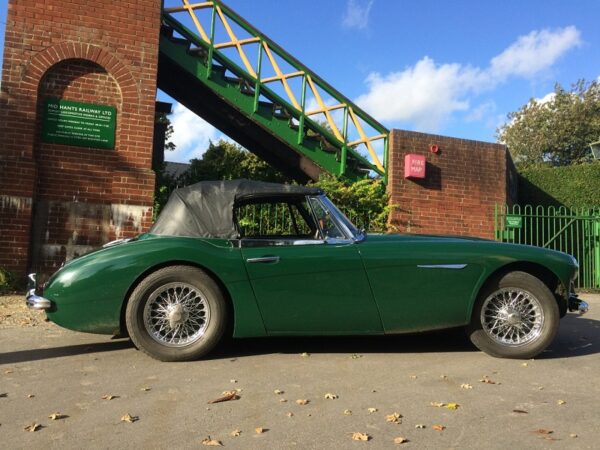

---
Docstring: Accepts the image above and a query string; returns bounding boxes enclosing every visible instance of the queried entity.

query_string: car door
[237,196,383,335]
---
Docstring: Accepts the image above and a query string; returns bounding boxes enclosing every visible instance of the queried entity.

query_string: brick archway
[0,0,162,279]
[23,43,139,110]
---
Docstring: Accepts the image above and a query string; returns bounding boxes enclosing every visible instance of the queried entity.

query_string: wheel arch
[118,260,235,338]
[472,261,568,319]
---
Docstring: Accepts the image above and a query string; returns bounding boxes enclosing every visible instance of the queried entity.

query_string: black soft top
[150,179,322,238]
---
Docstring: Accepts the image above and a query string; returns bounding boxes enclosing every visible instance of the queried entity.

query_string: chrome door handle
[246,256,280,264]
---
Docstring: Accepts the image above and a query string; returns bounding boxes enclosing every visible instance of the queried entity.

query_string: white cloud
[167,102,228,162]
[465,101,497,123]
[490,26,581,79]
[534,92,556,105]
[342,0,374,30]
[355,26,581,131]
[356,57,485,131]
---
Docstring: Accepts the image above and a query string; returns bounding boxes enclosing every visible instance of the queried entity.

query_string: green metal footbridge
[159,0,389,182]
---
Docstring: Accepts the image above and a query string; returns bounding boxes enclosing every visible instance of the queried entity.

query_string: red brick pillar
[387,129,517,239]
[0,0,162,280]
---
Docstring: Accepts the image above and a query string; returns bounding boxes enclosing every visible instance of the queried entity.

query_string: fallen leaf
[394,436,409,444]
[479,376,496,384]
[274,389,284,395]
[432,424,446,431]
[101,394,118,400]
[287,412,294,417]
[324,393,338,400]
[537,386,544,391]
[430,402,445,408]
[532,429,553,435]
[367,407,378,414]
[569,433,578,438]
[296,399,309,405]
[27,394,35,398]
[512,409,529,414]
[4,370,13,374]
[351,354,363,359]
[446,403,460,410]
[557,400,566,405]
[343,409,352,416]
[230,379,237,383]
[201,437,223,446]
[300,352,310,357]
[48,413,68,420]
[121,414,138,423]
[460,383,473,389]
[280,398,287,403]
[140,387,151,392]
[386,413,402,424]
[24,423,42,432]
[255,427,267,434]
[415,424,426,429]
[230,429,241,437]
[410,375,418,379]
[521,363,528,367]
[208,391,240,404]
[351,432,370,441]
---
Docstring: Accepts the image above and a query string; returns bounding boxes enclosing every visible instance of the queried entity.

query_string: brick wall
[388,129,516,239]
[0,0,162,279]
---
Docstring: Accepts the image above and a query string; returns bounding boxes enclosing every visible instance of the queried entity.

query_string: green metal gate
[495,204,600,289]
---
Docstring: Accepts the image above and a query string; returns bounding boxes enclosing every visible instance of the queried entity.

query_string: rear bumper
[568,294,589,314]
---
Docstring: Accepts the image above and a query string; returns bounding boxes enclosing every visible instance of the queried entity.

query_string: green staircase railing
[160,0,389,181]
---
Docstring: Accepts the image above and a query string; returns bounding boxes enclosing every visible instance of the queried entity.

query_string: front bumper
[568,294,589,314]
[26,289,53,310]
[25,273,53,311]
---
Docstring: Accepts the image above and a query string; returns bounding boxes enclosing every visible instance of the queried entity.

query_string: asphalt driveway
[1,294,599,449]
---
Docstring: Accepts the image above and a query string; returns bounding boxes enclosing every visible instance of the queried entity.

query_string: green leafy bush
[312,175,393,233]
[518,161,600,208]
[0,267,15,293]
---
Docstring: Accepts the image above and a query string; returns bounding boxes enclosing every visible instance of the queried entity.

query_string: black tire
[466,271,559,359]
[125,266,227,362]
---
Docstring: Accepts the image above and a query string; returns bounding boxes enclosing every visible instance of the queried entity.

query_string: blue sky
[1,0,599,163]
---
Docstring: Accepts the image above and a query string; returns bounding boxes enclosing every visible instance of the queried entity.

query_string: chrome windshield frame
[307,195,365,244]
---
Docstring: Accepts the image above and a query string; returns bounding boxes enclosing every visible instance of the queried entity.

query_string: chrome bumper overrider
[25,273,52,311]
[26,289,52,310]
[568,295,589,314]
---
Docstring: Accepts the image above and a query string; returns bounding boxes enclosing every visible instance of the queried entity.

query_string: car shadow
[0,340,134,365]
[537,313,600,359]
[1,314,597,364]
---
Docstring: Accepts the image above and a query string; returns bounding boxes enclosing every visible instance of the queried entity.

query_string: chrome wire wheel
[480,288,544,347]
[143,282,210,348]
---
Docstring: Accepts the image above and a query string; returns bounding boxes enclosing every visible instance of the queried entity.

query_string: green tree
[182,140,290,184]
[497,79,600,167]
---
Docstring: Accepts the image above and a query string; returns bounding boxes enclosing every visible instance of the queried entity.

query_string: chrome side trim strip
[417,264,468,270]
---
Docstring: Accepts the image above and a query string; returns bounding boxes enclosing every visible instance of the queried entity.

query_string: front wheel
[467,271,559,359]
[125,266,227,362]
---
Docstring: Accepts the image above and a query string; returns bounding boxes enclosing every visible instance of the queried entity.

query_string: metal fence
[495,204,600,289]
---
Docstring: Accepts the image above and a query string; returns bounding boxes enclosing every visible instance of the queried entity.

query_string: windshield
[309,195,362,240]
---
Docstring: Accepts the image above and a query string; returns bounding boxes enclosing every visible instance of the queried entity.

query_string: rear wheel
[125,266,227,362]
[467,271,559,359]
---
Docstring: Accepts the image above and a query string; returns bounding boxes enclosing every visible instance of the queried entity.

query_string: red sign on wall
[404,154,426,179]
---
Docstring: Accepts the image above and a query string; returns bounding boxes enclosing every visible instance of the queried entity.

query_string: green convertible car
[26,180,588,361]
